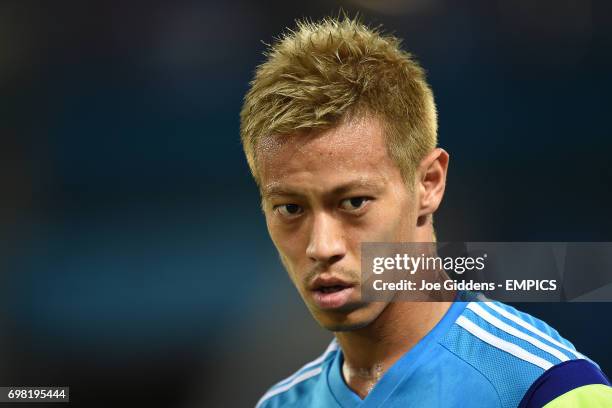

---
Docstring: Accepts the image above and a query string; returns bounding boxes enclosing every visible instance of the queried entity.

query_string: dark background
[1,0,611,407]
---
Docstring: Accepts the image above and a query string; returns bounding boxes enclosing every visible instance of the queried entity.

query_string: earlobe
[417,148,449,217]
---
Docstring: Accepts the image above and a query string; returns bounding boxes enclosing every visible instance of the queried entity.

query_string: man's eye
[275,204,304,217]
[339,197,370,211]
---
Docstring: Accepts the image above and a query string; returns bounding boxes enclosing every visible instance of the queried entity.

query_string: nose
[306,212,346,266]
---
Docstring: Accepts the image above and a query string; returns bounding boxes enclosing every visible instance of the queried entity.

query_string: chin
[321,320,372,332]
[313,305,383,332]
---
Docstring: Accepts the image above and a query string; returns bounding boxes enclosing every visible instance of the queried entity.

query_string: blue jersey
[255,292,612,407]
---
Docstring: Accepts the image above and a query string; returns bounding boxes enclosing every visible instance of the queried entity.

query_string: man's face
[258,115,419,331]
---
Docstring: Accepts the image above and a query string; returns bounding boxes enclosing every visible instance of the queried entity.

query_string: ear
[417,148,449,217]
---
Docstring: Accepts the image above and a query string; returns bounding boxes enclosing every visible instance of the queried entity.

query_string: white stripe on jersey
[255,367,322,408]
[467,302,570,362]
[477,298,586,360]
[273,340,338,389]
[456,315,554,370]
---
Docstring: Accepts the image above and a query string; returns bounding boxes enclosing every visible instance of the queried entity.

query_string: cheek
[370,219,404,241]
[368,199,416,241]
[266,219,287,255]
[266,217,307,266]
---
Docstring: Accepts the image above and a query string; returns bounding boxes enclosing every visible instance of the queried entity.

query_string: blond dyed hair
[240,15,438,187]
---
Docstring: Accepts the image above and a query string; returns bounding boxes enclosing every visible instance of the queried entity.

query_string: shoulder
[440,298,601,408]
[255,339,338,408]
[519,358,612,407]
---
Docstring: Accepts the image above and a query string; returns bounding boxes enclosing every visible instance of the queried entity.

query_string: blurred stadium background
[1,0,611,406]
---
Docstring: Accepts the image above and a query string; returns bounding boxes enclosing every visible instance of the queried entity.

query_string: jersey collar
[326,293,469,408]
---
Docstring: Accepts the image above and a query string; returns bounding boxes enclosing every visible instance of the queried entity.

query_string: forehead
[257,115,403,194]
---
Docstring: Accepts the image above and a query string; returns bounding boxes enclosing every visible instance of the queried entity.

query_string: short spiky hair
[240,15,437,187]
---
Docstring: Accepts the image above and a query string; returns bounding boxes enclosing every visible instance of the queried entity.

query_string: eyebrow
[262,179,386,199]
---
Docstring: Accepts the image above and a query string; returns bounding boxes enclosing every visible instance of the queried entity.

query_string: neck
[335,298,453,399]
[337,222,447,398]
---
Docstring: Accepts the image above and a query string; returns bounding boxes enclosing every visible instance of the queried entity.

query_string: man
[240,16,612,407]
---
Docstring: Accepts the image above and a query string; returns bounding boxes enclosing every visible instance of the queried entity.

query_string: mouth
[310,277,356,310]
[318,285,350,294]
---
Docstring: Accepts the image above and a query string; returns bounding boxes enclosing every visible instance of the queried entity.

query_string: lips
[309,276,356,310]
